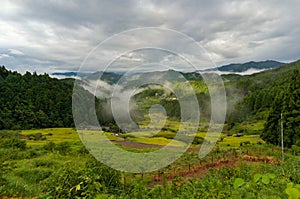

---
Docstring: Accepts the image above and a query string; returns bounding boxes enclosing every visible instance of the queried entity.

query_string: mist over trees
[0,61,299,148]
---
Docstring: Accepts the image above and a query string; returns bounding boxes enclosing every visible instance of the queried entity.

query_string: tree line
[0,63,299,147]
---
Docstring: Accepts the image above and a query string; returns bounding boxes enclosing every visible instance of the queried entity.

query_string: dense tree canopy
[261,69,300,147]
[0,66,74,129]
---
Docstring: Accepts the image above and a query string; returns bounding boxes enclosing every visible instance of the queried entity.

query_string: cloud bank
[0,0,300,73]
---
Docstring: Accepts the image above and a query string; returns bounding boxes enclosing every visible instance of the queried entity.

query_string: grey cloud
[0,0,300,72]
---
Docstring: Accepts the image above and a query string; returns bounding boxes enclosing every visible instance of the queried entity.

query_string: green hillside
[0,61,300,198]
[1,60,299,145]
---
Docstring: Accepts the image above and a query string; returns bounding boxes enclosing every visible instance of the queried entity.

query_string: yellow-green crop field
[20,128,80,146]
[19,126,265,150]
[129,137,186,147]
[219,135,264,147]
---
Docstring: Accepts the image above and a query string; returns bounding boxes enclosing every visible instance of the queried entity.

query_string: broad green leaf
[262,176,270,185]
[253,174,262,183]
[234,178,245,189]
[267,173,275,179]
[76,184,81,191]
[295,184,300,191]
[285,187,300,199]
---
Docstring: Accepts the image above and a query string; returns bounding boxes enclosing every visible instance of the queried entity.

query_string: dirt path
[113,140,280,187]
[150,157,238,186]
[149,155,280,187]
[113,140,203,150]
[113,140,163,149]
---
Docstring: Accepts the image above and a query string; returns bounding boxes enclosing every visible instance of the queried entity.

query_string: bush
[240,141,251,146]
[43,141,71,155]
[192,136,204,145]
[292,145,300,155]
[76,146,90,155]
[43,141,56,152]
[295,140,300,147]
[15,168,52,183]
[153,131,175,139]
[42,158,121,198]
[34,159,55,168]
[56,142,71,155]
[0,138,26,150]
[24,148,40,159]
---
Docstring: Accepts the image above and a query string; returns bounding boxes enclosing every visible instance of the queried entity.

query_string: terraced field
[19,127,265,150]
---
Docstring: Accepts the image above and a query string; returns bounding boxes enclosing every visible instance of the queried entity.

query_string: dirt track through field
[113,140,199,150]
[149,157,238,186]
[113,140,280,187]
[113,140,163,149]
[149,155,280,187]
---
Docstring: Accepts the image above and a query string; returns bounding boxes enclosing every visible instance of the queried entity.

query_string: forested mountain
[226,60,300,122]
[224,60,300,146]
[0,66,74,129]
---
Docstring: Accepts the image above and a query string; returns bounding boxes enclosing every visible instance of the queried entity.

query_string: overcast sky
[0,0,300,73]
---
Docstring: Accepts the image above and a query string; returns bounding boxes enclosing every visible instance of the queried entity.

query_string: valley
[0,60,299,198]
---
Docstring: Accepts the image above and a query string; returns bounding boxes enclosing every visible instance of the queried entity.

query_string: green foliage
[0,137,26,150]
[42,158,121,199]
[43,141,71,155]
[1,132,300,198]
[262,69,300,147]
[192,135,204,145]
[152,131,175,139]
[0,66,74,129]
[1,61,300,198]
[227,60,300,126]
[55,142,71,155]
[292,145,300,155]
[15,168,52,183]
[43,141,56,152]
[286,183,300,199]
[231,173,287,198]
[240,141,251,146]
[233,178,245,189]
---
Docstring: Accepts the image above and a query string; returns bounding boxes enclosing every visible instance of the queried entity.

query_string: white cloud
[0,54,10,59]
[8,49,24,56]
[203,68,270,76]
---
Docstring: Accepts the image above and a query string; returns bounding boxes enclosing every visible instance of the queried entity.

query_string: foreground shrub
[41,157,121,199]
[0,138,26,150]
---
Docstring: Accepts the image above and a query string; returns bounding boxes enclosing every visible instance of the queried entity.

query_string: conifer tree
[262,69,300,147]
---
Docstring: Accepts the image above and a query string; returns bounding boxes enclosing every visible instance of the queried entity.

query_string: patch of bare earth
[150,155,281,186]
[113,140,163,149]
[112,141,281,187]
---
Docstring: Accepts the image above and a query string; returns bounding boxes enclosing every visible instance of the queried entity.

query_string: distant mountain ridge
[216,60,284,72]
[52,72,79,76]
[52,60,285,78]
